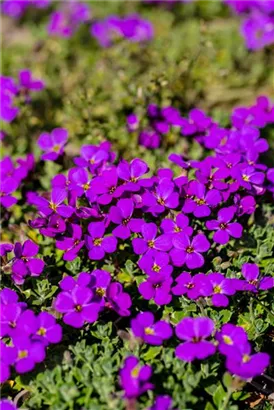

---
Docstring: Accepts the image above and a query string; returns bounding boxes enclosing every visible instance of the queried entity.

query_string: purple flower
[40,214,66,238]
[109,198,143,239]
[74,144,110,171]
[131,312,172,345]
[32,188,74,218]
[0,243,13,257]
[12,337,46,374]
[106,282,132,316]
[32,312,62,345]
[175,317,216,362]
[161,213,193,237]
[0,341,16,383]
[234,195,256,216]
[18,69,44,96]
[56,224,84,261]
[241,13,274,50]
[0,399,17,410]
[48,2,90,38]
[182,181,222,217]
[139,272,173,306]
[181,109,212,136]
[55,285,100,328]
[139,129,161,149]
[37,128,68,161]
[117,158,149,192]
[0,178,19,208]
[132,223,172,256]
[233,165,265,191]
[143,178,179,214]
[206,206,243,245]
[91,15,153,48]
[12,240,45,284]
[207,273,236,307]
[86,221,117,260]
[216,324,249,356]
[119,356,154,399]
[91,168,121,205]
[149,395,173,410]
[172,272,212,299]
[237,263,274,292]
[138,251,173,276]
[89,269,111,306]
[127,114,139,132]
[225,343,270,379]
[170,233,210,269]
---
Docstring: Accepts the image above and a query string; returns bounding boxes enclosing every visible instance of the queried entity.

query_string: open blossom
[32,312,62,345]
[131,312,172,345]
[109,198,143,239]
[236,263,274,292]
[18,69,44,99]
[119,356,154,399]
[225,343,270,379]
[132,223,172,256]
[38,128,68,161]
[207,273,237,307]
[32,188,74,218]
[56,223,85,261]
[172,272,212,299]
[175,317,216,362]
[91,15,153,47]
[161,213,193,238]
[12,240,45,284]
[86,221,117,260]
[55,285,100,328]
[48,2,90,38]
[143,178,179,214]
[89,269,111,306]
[117,158,149,192]
[91,168,121,205]
[138,272,173,306]
[170,233,210,269]
[206,206,243,245]
[216,324,249,356]
[182,181,222,217]
[138,251,173,277]
[106,282,132,316]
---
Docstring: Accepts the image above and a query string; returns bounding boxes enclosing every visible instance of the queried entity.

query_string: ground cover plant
[1,1,274,409]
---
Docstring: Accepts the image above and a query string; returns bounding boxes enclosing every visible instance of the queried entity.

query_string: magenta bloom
[56,224,85,261]
[206,206,243,245]
[13,337,46,374]
[132,223,172,256]
[138,272,173,306]
[38,128,68,161]
[91,168,121,205]
[119,356,154,399]
[170,233,210,269]
[48,2,90,38]
[117,158,149,192]
[12,240,45,284]
[138,251,173,277]
[172,272,212,299]
[32,312,62,345]
[55,285,100,328]
[0,178,19,208]
[127,114,139,132]
[89,269,111,306]
[33,188,74,218]
[109,198,143,239]
[182,181,222,217]
[225,344,270,379]
[237,263,274,292]
[0,341,16,383]
[18,69,44,95]
[0,399,17,410]
[175,317,216,362]
[106,282,132,316]
[161,213,193,237]
[150,395,173,410]
[131,312,172,345]
[216,324,249,356]
[0,243,13,257]
[207,273,237,307]
[86,221,117,260]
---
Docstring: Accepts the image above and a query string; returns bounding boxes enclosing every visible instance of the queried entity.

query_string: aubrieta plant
[1,1,274,410]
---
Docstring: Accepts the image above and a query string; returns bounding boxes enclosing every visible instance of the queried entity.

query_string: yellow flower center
[82,183,90,191]
[96,287,105,297]
[195,198,206,205]
[214,285,222,294]
[148,240,154,248]
[144,327,155,335]
[152,264,161,272]
[186,246,194,254]
[242,174,249,182]
[37,327,47,336]
[93,238,103,246]
[49,202,57,212]
[174,226,181,233]
[243,354,250,363]
[223,335,233,345]
[18,350,28,359]
[53,144,61,152]
[157,198,165,206]
[131,366,140,378]
[75,305,82,312]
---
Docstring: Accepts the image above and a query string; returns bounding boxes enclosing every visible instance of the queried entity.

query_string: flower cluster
[1,70,44,123]
[0,288,62,383]
[1,0,50,18]
[0,154,34,209]
[48,1,90,38]
[120,317,270,401]
[54,270,132,328]
[91,14,154,47]
[225,0,274,49]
